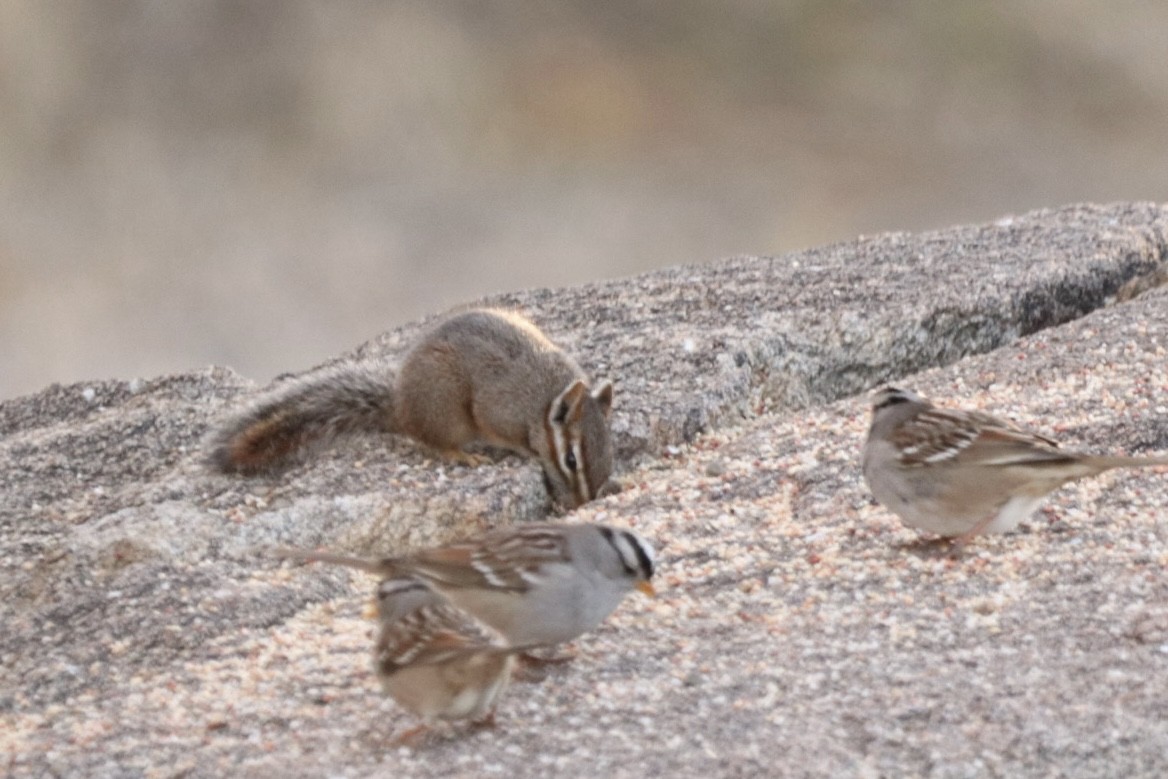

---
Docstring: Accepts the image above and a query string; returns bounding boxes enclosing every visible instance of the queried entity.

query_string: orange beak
[636,580,657,597]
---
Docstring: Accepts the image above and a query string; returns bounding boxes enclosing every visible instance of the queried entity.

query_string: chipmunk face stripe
[567,433,588,505]
[546,383,594,505]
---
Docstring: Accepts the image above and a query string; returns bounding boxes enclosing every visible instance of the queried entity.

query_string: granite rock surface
[2,202,1167,778]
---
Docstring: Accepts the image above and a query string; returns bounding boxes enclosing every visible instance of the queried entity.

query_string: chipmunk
[207,308,615,507]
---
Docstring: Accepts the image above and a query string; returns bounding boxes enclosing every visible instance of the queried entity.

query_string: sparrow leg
[391,724,433,748]
[953,512,999,550]
[510,649,577,683]
[896,536,952,552]
[520,647,577,666]
[471,710,498,729]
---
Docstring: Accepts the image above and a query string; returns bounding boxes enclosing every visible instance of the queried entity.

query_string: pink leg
[392,724,432,748]
[953,512,998,550]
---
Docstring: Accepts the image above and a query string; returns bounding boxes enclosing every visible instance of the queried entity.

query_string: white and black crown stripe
[599,526,655,581]
[377,577,431,600]
[872,386,914,412]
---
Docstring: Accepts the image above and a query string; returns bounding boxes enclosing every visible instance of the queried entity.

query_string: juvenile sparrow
[280,522,656,648]
[862,386,1168,541]
[371,576,519,734]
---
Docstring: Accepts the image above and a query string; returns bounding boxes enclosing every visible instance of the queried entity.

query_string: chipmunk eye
[564,451,578,472]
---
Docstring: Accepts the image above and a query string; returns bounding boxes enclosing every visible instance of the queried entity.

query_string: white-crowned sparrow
[280,522,656,647]
[371,575,517,731]
[862,386,1168,540]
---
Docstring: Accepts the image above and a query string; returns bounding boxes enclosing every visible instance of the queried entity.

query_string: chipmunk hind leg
[394,342,482,460]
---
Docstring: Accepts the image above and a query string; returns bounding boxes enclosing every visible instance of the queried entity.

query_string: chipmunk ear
[553,381,588,425]
[592,381,613,419]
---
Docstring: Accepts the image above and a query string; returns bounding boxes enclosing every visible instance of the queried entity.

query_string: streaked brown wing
[377,602,500,673]
[891,408,984,465]
[964,410,1061,449]
[894,407,1067,468]
[408,526,570,592]
[950,424,1071,467]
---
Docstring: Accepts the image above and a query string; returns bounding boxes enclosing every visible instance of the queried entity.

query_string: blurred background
[2,1,1167,400]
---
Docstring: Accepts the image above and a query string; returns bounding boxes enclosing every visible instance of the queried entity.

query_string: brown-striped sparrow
[862,386,1168,541]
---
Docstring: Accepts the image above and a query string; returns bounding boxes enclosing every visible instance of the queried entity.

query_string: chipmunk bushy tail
[209,362,397,474]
